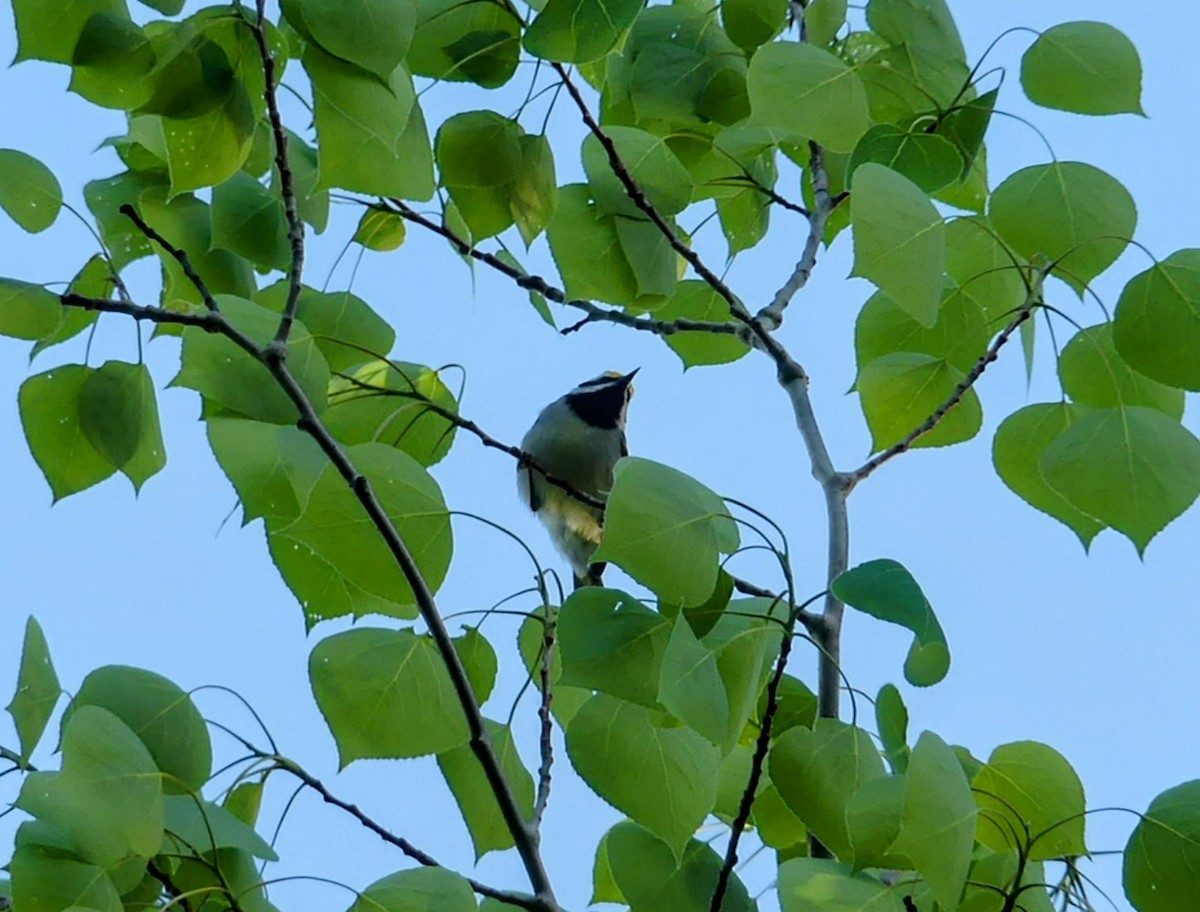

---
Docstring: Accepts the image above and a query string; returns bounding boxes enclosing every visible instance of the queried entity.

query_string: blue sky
[2,2,1199,910]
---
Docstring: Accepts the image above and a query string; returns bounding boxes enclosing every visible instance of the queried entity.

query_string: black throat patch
[566,379,628,429]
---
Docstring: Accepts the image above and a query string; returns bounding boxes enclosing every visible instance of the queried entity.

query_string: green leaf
[594,457,739,609]
[0,278,61,341]
[69,665,213,795]
[804,0,846,46]
[890,732,976,908]
[857,352,982,452]
[1113,249,1200,390]
[17,706,164,866]
[31,257,110,358]
[524,0,643,63]
[615,216,679,298]
[1040,406,1200,553]
[80,171,159,270]
[306,45,431,198]
[848,126,962,194]
[567,694,719,856]
[12,0,127,63]
[1021,21,1142,116]
[592,828,625,904]
[518,608,592,728]
[9,833,122,912]
[851,163,945,327]
[0,150,62,232]
[778,859,903,912]
[211,171,290,272]
[993,404,1106,546]
[1124,780,1200,912]
[583,127,694,217]
[207,417,329,524]
[454,627,498,704]
[162,795,278,860]
[510,134,558,246]
[547,184,669,309]
[765,674,818,735]
[5,617,60,764]
[272,443,452,624]
[769,720,887,857]
[69,13,157,110]
[159,88,257,194]
[325,360,459,467]
[173,295,330,424]
[349,866,477,912]
[658,615,728,744]
[722,0,787,54]
[875,684,908,773]
[437,718,534,859]
[748,42,870,152]
[854,285,988,377]
[408,0,520,88]
[77,361,166,491]
[286,129,330,232]
[558,588,672,707]
[1059,323,1184,418]
[944,216,1027,323]
[832,559,950,686]
[289,0,415,81]
[437,111,523,239]
[989,161,1136,295]
[606,820,757,911]
[973,741,1087,859]
[256,281,397,374]
[354,208,407,251]
[655,280,750,368]
[20,365,118,500]
[310,628,469,764]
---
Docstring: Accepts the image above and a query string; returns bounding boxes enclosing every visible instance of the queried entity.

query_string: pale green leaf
[854,285,988,376]
[207,417,329,524]
[777,858,902,912]
[354,208,407,251]
[0,278,61,341]
[875,684,909,773]
[655,280,750,368]
[12,0,127,64]
[524,0,643,63]
[0,150,62,233]
[5,617,60,764]
[583,126,694,217]
[162,795,278,860]
[1021,21,1142,116]
[20,365,118,500]
[1124,780,1200,912]
[857,352,982,452]
[348,866,476,912]
[944,216,1027,323]
[1059,323,1184,418]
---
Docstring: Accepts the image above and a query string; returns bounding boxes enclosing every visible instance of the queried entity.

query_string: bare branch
[533,608,556,829]
[247,0,305,345]
[274,757,543,911]
[119,204,221,313]
[846,298,1039,487]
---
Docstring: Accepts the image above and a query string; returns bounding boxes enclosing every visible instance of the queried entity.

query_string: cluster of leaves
[4,0,1200,911]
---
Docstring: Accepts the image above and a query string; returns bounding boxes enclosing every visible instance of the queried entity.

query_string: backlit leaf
[1124,780,1200,912]
[5,617,60,764]
[1021,21,1142,116]
[0,150,62,233]
[1058,323,1183,418]
[524,0,643,63]
[1113,249,1200,390]
[857,352,982,452]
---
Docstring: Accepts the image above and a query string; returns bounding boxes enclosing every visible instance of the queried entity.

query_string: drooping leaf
[5,617,60,764]
[510,134,558,246]
[875,684,909,773]
[207,417,329,524]
[69,665,212,795]
[866,0,965,59]
[524,0,643,63]
[594,457,740,609]
[989,161,1136,295]
[566,693,720,856]
[748,42,870,152]
[1113,249,1200,391]
[0,150,62,233]
[769,719,887,857]
[1021,21,1142,116]
[518,607,592,728]
[936,88,996,179]
[558,588,672,707]
[546,184,648,308]
[722,0,786,54]
[856,352,982,453]
[1124,780,1200,912]
[353,207,407,251]
[310,627,469,764]
[831,559,949,686]
[1058,323,1184,418]
[1040,406,1200,553]
[437,718,535,859]
[287,0,416,81]
[77,361,166,491]
[436,111,524,239]
[31,256,110,358]
[803,0,846,46]
[851,163,945,327]
[20,365,118,500]
[943,216,1027,323]
[271,443,453,623]
[992,403,1106,547]
[973,741,1087,860]
[658,615,729,745]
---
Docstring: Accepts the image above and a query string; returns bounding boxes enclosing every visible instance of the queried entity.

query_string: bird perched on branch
[518,370,638,588]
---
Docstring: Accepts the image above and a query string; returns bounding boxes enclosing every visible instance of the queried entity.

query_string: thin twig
[846,296,1040,487]
[118,205,220,313]
[248,0,305,345]
[274,757,541,911]
[384,199,743,339]
[533,604,556,829]
[728,575,819,635]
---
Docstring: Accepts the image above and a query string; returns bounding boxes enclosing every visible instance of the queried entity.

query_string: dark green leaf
[936,88,996,178]
[1124,780,1200,912]
[989,161,1135,295]
[12,0,127,64]
[211,171,290,272]
[69,13,156,110]
[5,617,60,764]
[848,126,962,193]
[1059,323,1184,418]
[851,163,945,326]
[272,443,452,624]
[803,0,846,46]
[1041,406,1200,554]
[69,665,212,795]
[583,126,694,217]
[722,0,787,54]
[832,559,949,686]
[77,361,166,490]
[290,0,415,81]
[408,0,521,88]
[9,833,122,912]
[594,457,740,608]
[1113,249,1200,390]
[1021,21,1142,116]
[567,694,719,856]
[310,628,469,764]
[0,150,62,232]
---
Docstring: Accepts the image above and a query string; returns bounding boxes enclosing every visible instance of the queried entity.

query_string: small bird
[517,370,638,588]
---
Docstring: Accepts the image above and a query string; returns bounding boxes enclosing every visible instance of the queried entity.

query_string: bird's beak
[622,368,640,385]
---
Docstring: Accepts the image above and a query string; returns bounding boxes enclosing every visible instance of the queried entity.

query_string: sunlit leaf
[1021,21,1142,116]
